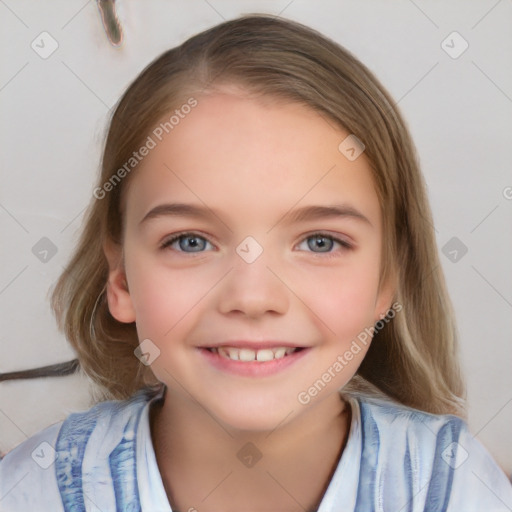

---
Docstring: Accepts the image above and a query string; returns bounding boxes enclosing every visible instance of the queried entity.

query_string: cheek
[125,255,214,339]
[294,258,381,338]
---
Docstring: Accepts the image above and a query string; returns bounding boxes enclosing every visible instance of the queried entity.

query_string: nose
[216,251,290,318]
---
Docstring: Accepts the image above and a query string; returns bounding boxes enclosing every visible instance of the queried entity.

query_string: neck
[150,389,351,512]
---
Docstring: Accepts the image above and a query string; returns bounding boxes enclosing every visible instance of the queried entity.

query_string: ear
[373,267,398,323]
[103,239,136,323]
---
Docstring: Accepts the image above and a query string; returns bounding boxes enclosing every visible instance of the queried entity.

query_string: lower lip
[198,347,310,377]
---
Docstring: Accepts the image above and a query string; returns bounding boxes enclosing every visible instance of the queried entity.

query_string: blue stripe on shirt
[55,408,99,512]
[109,404,145,512]
[354,401,380,512]
[424,419,463,511]
[54,393,149,512]
[353,399,464,512]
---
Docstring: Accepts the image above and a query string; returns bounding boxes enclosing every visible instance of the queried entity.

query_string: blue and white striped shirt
[1,387,511,511]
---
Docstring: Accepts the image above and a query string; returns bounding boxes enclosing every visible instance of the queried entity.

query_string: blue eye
[160,231,352,256]
[161,233,213,253]
[298,233,352,254]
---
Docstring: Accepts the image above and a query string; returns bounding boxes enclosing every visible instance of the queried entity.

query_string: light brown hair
[51,14,465,415]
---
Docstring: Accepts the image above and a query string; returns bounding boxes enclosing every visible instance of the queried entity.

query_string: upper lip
[199,341,306,350]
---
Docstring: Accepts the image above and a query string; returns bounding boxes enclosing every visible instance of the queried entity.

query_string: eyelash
[159,231,353,257]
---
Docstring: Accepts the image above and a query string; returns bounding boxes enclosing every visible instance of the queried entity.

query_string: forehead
[123,91,381,230]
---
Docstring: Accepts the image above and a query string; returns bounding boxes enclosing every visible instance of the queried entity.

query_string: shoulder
[0,421,63,511]
[348,393,512,511]
[0,387,158,511]
[354,393,467,442]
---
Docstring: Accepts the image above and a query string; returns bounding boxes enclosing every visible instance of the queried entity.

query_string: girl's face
[106,89,395,431]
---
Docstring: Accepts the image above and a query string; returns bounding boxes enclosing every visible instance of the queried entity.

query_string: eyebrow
[280,204,372,227]
[139,202,372,227]
[140,203,223,226]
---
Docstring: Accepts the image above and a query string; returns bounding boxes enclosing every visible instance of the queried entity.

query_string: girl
[1,14,511,512]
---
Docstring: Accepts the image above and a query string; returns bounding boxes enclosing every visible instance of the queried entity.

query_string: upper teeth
[212,347,296,362]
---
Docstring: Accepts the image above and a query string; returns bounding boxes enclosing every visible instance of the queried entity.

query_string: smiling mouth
[206,346,304,362]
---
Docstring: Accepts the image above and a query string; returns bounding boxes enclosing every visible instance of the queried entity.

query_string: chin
[206,392,299,434]
[218,410,292,434]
